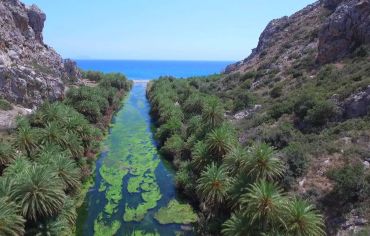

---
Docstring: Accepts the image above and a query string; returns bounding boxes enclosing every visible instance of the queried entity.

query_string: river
[76,82,196,236]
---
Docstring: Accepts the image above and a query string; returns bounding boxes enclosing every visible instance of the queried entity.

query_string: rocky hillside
[225,0,370,73]
[0,0,80,108]
[189,0,370,234]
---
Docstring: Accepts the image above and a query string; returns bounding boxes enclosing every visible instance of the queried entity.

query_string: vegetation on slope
[0,72,131,235]
[147,77,325,235]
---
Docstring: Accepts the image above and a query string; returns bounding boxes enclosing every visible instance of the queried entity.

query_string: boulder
[343,85,370,119]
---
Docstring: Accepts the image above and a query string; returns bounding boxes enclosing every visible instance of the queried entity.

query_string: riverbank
[0,72,132,235]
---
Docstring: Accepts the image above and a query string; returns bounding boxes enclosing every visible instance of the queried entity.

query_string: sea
[76,60,233,80]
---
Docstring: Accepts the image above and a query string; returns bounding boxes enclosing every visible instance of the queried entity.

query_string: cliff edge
[0,0,80,108]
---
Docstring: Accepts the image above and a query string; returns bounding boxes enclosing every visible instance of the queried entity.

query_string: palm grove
[0,72,132,235]
[147,77,325,235]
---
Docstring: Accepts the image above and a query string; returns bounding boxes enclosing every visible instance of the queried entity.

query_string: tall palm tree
[191,141,210,173]
[59,197,77,226]
[222,211,254,236]
[0,177,14,199]
[30,217,71,236]
[39,122,66,147]
[223,145,249,175]
[38,154,81,191]
[0,142,14,170]
[14,121,40,157]
[244,143,284,181]
[284,198,325,236]
[63,132,84,159]
[10,164,66,221]
[196,163,232,208]
[202,97,224,129]
[205,124,236,161]
[3,155,31,178]
[240,180,286,232]
[0,197,25,236]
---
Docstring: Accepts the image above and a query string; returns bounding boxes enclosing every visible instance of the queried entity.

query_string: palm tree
[205,124,236,161]
[10,164,66,221]
[39,122,66,147]
[240,180,286,232]
[0,197,25,236]
[63,132,84,159]
[3,155,31,178]
[14,121,40,157]
[202,97,224,129]
[284,198,325,236]
[196,163,232,208]
[38,154,81,191]
[30,217,71,236]
[0,177,14,199]
[59,197,77,226]
[223,145,249,174]
[0,142,14,170]
[222,211,254,236]
[191,141,210,173]
[244,143,284,181]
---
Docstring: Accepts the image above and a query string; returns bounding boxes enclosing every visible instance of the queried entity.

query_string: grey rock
[0,0,81,108]
[26,4,45,43]
[318,0,370,64]
[343,85,370,119]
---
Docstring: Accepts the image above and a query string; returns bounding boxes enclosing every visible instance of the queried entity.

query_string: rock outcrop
[0,0,80,108]
[318,0,370,63]
[225,0,370,73]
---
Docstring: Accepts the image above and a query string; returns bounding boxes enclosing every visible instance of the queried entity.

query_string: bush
[284,142,308,178]
[270,85,283,98]
[327,163,370,202]
[304,100,337,126]
[0,99,13,111]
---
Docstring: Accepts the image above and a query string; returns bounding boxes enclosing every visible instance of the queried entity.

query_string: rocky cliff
[0,0,80,108]
[225,0,370,73]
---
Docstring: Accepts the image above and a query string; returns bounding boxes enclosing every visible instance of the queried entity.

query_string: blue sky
[22,0,315,61]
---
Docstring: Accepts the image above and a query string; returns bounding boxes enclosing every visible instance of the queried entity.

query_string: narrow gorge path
[77,82,196,236]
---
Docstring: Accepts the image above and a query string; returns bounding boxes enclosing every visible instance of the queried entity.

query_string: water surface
[78,83,195,236]
[76,60,233,80]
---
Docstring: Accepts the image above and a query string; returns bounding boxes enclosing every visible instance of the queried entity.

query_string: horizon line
[73,58,237,62]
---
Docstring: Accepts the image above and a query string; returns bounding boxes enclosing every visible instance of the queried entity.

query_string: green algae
[86,85,196,235]
[94,214,121,236]
[130,230,160,236]
[154,200,198,225]
[127,176,142,193]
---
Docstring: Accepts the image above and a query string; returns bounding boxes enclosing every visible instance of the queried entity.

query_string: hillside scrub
[0,72,132,235]
[147,77,325,235]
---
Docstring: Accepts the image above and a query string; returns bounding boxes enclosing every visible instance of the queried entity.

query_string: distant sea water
[76,60,234,80]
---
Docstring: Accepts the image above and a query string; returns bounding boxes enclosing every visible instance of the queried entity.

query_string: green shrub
[304,100,337,126]
[327,163,370,202]
[284,142,308,178]
[270,85,283,98]
[0,99,13,111]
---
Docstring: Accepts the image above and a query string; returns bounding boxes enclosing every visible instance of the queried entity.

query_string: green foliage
[270,84,283,98]
[285,198,325,236]
[148,76,325,235]
[327,163,370,201]
[0,72,131,234]
[0,197,25,236]
[244,143,284,181]
[154,200,198,224]
[10,164,66,221]
[197,163,232,207]
[0,99,13,111]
